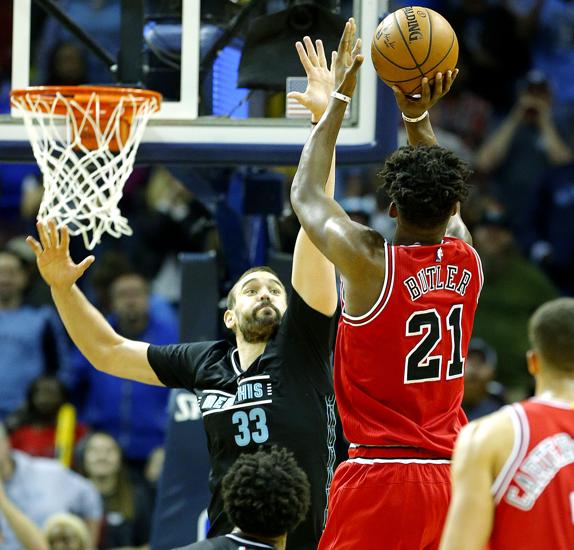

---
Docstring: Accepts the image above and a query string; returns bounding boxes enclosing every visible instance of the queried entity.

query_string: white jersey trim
[231,348,243,376]
[341,244,396,327]
[225,534,275,548]
[202,399,272,417]
[530,396,574,410]
[466,243,484,303]
[348,457,450,465]
[492,403,530,503]
[341,241,390,321]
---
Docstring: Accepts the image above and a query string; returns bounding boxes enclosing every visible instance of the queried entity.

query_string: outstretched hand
[333,17,364,98]
[392,69,459,119]
[288,37,336,122]
[26,220,95,289]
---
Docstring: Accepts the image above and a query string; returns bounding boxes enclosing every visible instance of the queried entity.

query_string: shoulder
[454,407,515,472]
[149,340,230,365]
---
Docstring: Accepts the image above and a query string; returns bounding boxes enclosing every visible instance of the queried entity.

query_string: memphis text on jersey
[404,263,472,301]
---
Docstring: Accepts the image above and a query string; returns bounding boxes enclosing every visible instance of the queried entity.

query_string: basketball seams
[372,40,423,72]
[393,11,425,78]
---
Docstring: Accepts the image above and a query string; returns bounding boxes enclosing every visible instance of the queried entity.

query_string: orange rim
[10,85,162,113]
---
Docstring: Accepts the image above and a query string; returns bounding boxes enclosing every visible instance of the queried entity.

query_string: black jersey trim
[230,348,243,376]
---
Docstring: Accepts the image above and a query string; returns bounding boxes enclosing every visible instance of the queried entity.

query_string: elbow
[290,179,303,215]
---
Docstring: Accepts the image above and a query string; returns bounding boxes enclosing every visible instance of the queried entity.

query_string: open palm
[288,36,335,121]
[26,220,94,289]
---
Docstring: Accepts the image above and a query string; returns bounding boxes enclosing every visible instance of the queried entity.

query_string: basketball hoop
[10,86,161,250]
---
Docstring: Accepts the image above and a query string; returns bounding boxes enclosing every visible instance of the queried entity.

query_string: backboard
[1,0,397,165]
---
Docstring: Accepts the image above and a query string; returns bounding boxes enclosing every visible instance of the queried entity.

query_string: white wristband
[401,111,429,123]
[331,91,352,104]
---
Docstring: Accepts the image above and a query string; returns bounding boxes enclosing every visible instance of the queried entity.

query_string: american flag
[286,77,350,119]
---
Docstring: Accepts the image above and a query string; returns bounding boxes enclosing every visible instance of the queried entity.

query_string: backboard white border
[7,0,380,148]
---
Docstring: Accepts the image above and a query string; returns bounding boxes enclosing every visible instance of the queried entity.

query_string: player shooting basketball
[290,19,481,550]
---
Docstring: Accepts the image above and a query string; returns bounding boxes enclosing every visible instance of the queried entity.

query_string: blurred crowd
[0,0,573,548]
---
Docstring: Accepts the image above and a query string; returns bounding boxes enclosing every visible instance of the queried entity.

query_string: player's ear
[526,349,539,377]
[224,309,236,331]
[389,202,398,219]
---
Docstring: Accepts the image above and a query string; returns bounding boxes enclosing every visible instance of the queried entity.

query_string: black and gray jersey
[148,290,338,550]
[176,533,276,549]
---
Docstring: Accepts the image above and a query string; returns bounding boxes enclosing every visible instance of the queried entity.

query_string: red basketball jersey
[489,398,574,550]
[335,237,483,457]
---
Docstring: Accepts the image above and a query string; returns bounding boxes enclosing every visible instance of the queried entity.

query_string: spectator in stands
[522,162,574,296]
[446,0,530,113]
[0,477,91,550]
[0,422,102,547]
[474,71,573,228]
[45,42,88,86]
[509,0,574,144]
[462,339,506,421]
[178,446,310,550]
[78,432,154,550]
[471,211,558,396]
[0,249,69,419]
[67,272,175,469]
[5,374,88,459]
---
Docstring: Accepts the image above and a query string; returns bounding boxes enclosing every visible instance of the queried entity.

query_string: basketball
[371,6,458,96]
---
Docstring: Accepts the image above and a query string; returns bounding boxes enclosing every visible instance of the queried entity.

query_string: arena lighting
[238,0,347,90]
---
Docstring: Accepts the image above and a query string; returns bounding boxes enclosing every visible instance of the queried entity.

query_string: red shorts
[318,459,451,550]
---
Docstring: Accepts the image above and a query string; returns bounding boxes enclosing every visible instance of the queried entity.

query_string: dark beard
[238,302,282,343]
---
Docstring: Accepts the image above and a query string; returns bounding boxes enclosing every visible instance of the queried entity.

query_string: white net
[11,88,160,250]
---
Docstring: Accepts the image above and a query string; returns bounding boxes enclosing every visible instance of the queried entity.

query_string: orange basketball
[371,6,458,96]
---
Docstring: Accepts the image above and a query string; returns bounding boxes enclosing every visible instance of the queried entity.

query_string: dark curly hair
[378,145,472,229]
[222,446,311,537]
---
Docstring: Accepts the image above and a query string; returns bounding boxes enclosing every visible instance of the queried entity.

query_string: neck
[232,529,285,549]
[236,339,267,371]
[90,473,118,496]
[393,222,446,246]
[536,373,574,403]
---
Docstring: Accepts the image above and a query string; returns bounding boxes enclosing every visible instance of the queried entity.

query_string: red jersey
[335,237,483,457]
[489,398,574,550]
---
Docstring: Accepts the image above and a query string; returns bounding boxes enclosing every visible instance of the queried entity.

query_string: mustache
[254,301,280,314]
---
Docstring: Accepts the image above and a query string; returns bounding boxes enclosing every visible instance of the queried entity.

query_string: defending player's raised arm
[26,221,163,386]
[288,36,337,316]
[440,411,514,550]
[290,19,384,282]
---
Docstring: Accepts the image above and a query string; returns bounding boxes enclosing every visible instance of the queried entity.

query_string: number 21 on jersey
[404,305,465,384]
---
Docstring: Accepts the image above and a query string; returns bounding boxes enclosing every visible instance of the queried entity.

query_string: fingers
[349,54,364,74]
[26,236,43,258]
[303,36,319,67]
[37,221,51,250]
[421,76,431,105]
[77,255,95,277]
[295,41,313,73]
[352,37,362,58]
[338,19,352,55]
[60,225,70,252]
[315,39,328,68]
[433,72,444,98]
[48,219,59,249]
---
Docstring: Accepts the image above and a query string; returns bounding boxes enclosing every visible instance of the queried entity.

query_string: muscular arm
[395,75,472,245]
[291,153,337,316]
[51,285,161,385]
[27,222,162,386]
[291,98,384,282]
[440,412,514,550]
